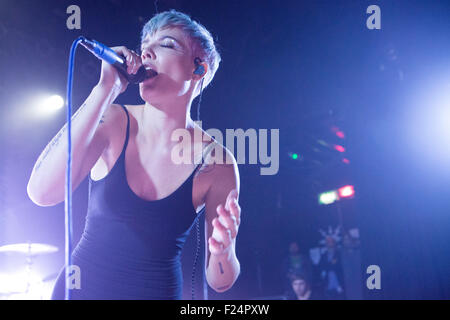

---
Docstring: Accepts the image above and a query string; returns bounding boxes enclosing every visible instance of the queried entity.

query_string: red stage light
[334,145,346,153]
[338,185,355,198]
[336,131,345,139]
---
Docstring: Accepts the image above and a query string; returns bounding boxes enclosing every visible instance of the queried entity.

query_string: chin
[140,92,161,106]
[139,86,155,99]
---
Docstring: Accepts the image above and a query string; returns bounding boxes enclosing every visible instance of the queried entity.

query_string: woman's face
[139,26,197,106]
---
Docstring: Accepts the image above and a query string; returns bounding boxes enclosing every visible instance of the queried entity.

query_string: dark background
[0,0,449,299]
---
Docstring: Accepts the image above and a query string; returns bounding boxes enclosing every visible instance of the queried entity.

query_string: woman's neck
[140,102,195,145]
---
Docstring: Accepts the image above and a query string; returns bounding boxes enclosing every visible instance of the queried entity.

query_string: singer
[27,9,241,300]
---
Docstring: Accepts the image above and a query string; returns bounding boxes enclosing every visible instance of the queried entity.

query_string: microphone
[79,36,157,84]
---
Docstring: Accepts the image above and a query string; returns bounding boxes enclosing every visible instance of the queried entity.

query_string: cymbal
[0,243,58,255]
[41,272,59,282]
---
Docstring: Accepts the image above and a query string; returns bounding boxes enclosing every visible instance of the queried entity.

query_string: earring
[194,57,205,75]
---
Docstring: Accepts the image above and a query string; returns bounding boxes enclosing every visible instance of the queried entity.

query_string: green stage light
[318,190,338,205]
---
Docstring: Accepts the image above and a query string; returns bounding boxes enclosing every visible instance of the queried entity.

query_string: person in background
[284,273,318,300]
[281,241,313,292]
[319,236,345,299]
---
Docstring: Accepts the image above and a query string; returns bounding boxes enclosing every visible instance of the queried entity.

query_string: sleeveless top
[52,105,216,300]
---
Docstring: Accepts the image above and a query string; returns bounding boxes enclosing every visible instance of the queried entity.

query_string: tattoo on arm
[33,103,87,173]
[218,262,224,274]
[34,126,66,172]
[216,284,230,291]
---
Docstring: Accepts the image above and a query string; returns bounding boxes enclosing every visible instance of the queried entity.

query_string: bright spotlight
[43,95,64,111]
[407,79,450,170]
[0,270,50,300]
[35,94,65,116]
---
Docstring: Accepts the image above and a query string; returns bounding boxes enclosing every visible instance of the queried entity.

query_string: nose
[141,46,156,61]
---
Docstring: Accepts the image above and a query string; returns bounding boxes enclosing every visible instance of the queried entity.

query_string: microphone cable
[191,76,205,300]
[64,36,85,300]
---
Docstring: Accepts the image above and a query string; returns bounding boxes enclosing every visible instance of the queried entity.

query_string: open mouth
[145,68,158,79]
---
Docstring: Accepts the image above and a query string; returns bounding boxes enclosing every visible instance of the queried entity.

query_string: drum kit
[0,242,59,300]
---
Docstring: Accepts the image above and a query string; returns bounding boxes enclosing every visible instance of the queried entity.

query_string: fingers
[113,46,142,75]
[225,189,239,211]
[212,217,232,248]
[225,189,240,224]
[125,50,142,75]
[228,198,241,226]
[216,204,238,238]
[208,236,225,256]
[209,189,241,257]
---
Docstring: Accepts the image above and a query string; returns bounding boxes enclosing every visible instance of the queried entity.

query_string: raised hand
[209,189,241,256]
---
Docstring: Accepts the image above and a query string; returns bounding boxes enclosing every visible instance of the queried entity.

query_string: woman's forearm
[206,248,240,292]
[27,84,120,206]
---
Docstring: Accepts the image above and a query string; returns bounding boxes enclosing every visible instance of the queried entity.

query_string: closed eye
[139,44,174,53]
[140,38,178,53]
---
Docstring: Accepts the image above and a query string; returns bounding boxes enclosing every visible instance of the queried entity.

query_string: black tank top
[52,105,213,299]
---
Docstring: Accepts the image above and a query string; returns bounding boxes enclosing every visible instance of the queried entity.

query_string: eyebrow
[141,35,185,48]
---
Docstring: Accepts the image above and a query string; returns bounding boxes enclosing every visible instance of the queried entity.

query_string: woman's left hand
[209,189,241,256]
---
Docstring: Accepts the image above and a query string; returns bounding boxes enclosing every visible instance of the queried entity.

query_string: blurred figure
[284,274,318,300]
[319,236,345,299]
[341,229,363,299]
[281,241,312,292]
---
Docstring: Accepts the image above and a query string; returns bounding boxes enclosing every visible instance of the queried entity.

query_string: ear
[199,62,208,77]
[193,62,208,80]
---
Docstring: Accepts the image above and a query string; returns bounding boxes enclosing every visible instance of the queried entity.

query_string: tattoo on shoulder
[195,162,216,177]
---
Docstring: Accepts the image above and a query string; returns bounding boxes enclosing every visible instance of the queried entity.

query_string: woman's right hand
[97,46,143,93]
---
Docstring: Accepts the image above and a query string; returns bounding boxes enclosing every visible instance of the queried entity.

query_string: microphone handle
[114,61,148,84]
[80,37,147,84]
